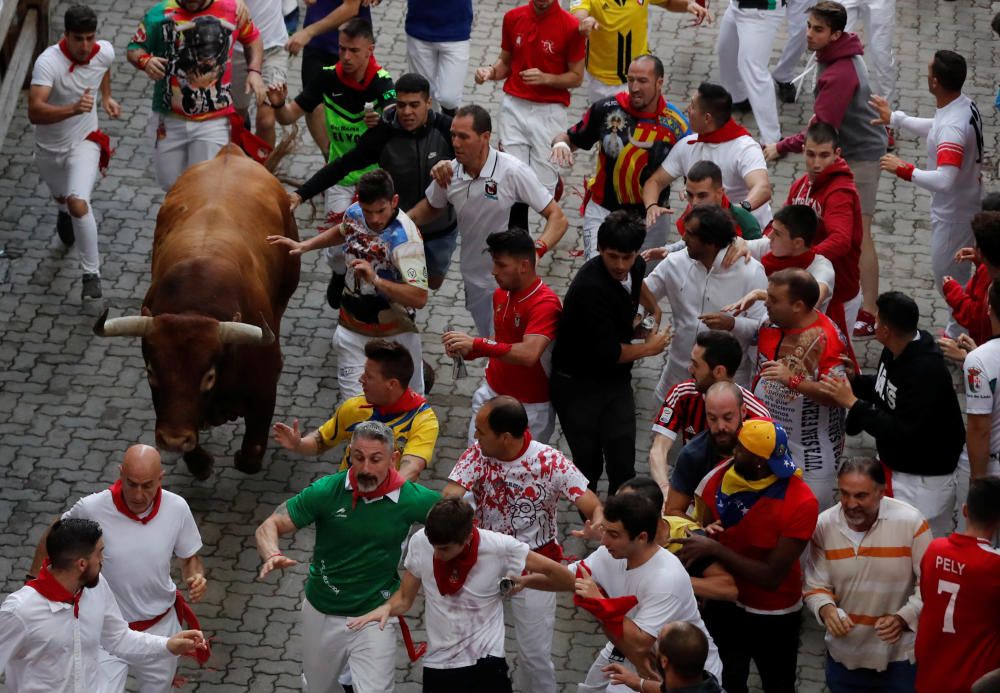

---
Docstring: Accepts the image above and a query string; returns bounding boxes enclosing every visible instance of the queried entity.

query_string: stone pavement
[1,0,998,690]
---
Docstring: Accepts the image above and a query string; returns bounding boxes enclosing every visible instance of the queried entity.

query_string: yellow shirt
[317,394,439,470]
[570,0,669,86]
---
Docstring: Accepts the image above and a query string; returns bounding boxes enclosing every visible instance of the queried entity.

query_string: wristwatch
[740,200,753,212]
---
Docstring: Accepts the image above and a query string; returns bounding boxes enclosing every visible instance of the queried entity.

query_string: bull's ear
[232,311,242,322]
[141,306,152,317]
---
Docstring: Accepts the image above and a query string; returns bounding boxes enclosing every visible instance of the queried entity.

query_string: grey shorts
[231,46,289,111]
[846,158,881,217]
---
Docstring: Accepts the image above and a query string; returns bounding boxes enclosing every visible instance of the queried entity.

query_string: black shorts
[422,656,512,693]
[301,45,339,91]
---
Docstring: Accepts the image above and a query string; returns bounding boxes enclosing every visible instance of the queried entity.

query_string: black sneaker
[81,273,102,299]
[732,99,752,113]
[326,272,346,309]
[775,80,797,103]
[57,211,75,246]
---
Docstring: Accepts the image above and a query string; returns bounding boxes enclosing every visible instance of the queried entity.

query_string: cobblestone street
[1,0,998,689]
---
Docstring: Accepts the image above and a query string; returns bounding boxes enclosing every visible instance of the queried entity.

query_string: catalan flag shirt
[567,92,688,212]
[128,0,259,120]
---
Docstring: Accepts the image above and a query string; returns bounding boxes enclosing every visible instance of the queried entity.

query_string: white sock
[72,209,100,275]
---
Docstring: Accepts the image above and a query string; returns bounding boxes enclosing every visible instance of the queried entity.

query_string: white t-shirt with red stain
[448,439,589,549]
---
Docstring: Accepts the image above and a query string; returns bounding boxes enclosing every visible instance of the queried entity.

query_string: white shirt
[575,546,723,680]
[644,246,767,386]
[963,337,1000,472]
[0,578,170,693]
[448,440,589,549]
[403,528,528,669]
[663,132,773,226]
[31,41,114,153]
[237,0,287,50]
[746,237,836,313]
[63,490,202,622]
[426,148,552,290]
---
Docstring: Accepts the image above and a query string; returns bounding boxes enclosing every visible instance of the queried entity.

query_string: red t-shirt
[916,534,1000,693]
[501,2,586,107]
[697,462,819,613]
[652,379,770,443]
[485,278,562,403]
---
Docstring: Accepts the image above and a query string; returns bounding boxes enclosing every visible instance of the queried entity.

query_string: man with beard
[255,420,439,692]
[678,419,819,693]
[127,0,267,189]
[0,518,205,692]
[443,228,562,444]
[664,381,761,520]
[649,333,770,499]
[28,445,207,693]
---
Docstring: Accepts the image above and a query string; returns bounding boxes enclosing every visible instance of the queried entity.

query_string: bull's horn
[217,317,274,346]
[93,309,154,338]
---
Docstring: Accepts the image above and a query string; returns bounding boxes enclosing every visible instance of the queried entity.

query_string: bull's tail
[265,125,299,178]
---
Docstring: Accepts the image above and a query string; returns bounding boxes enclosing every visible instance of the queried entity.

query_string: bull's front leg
[234,390,276,475]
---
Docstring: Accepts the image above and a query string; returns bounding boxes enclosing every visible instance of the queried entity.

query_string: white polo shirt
[403,528,528,669]
[644,246,768,386]
[963,337,1000,475]
[663,132,772,226]
[573,546,723,681]
[425,148,552,290]
[63,489,203,622]
[0,577,170,693]
[31,41,114,153]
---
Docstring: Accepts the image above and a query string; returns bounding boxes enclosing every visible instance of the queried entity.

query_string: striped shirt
[651,379,770,442]
[803,497,931,671]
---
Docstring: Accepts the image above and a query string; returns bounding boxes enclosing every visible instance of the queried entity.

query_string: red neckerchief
[433,526,481,596]
[59,38,100,72]
[109,479,162,524]
[761,249,816,275]
[348,465,406,509]
[367,388,426,417]
[27,564,82,618]
[513,430,532,458]
[614,91,666,120]
[571,562,638,639]
[336,55,381,91]
[689,118,752,145]
[85,130,114,174]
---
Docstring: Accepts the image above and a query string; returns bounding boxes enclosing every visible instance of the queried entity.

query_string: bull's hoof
[234,450,263,475]
[183,448,215,480]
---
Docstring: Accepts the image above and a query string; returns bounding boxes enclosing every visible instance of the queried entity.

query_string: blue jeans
[825,653,916,692]
[424,228,458,285]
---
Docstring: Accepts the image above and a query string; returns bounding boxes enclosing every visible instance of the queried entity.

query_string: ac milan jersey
[652,379,770,443]
[915,533,1000,693]
[485,278,561,403]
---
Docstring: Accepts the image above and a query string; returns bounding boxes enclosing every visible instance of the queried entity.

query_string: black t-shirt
[671,430,727,498]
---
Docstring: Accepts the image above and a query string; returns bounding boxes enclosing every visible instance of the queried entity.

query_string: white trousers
[771,0,812,84]
[99,609,179,693]
[333,325,425,400]
[954,454,1000,532]
[891,470,957,539]
[508,589,557,693]
[151,114,230,191]
[843,291,862,341]
[35,141,101,274]
[582,202,670,263]
[577,648,633,693]
[845,0,897,104]
[584,72,627,105]
[406,36,470,111]
[716,5,784,143]
[806,474,839,513]
[467,380,556,445]
[497,95,565,194]
[931,217,975,337]
[464,281,496,338]
[301,599,397,693]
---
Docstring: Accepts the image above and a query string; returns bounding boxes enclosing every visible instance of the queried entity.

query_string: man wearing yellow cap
[674,419,819,693]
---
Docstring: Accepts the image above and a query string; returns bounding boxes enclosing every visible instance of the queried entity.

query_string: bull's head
[93,309,274,452]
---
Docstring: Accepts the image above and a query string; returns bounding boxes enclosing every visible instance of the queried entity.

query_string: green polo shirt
[287,471,439,616]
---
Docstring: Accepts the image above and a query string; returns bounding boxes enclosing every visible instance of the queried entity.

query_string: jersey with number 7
[915,534,1000,692]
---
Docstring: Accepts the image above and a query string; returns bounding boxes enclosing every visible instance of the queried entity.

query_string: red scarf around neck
[368,388,426,417]
[336,55,381,91]
[433,526,481,596]
[59,38,100,72]
[27,563,82,618]
[689,118,752,145]
[760,249,816,276]
[348,465,406,509]
[614,91,666,120]
[110,479,163,524]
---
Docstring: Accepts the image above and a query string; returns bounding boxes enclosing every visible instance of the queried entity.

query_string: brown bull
[94,144,300,479]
